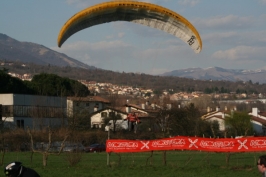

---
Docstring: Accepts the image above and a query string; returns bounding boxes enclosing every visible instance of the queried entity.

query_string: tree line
[0,69,89,97]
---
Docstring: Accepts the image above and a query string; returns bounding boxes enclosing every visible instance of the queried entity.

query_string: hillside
[1,33,266,94]
[161,67,266,84]
[0,33,96,70]
[1,61,266,95]
[2,33,266,84]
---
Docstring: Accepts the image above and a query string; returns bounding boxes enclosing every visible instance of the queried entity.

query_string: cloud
[259,0,266,4]
[135,42,192,61]
[143,0,173,3]
[56,40,131,52]
[178,0,200,6]
[52,40,134,66]
[130,43,194,75]
[65,0,174,8]
[105,32,125,39]
[203,32,238,44]
[203,30,266,47]
[118,33,125,38]
[212,46,266,61]
[197,15,266,47]
[65,0,104,8]
[195,15,254,30]
[52,37,196,74]
[58,1,266,73]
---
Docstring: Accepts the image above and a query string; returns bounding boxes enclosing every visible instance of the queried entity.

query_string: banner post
[107,126,110,166]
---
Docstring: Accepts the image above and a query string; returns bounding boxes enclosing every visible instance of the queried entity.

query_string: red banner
[106,136,266,153]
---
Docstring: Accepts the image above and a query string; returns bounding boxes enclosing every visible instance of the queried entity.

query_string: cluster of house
[8,72,32,81]
[79,81,266,100]
[1,93,266,135]
[79,80,154,98]
[202,106,266,135]
[2,62,32,81]
[4,68,266,101]
[0,94,158,131]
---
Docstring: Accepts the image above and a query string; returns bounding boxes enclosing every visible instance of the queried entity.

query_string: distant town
[6,68,266,104]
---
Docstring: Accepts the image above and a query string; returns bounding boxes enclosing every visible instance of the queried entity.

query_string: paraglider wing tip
[196,49,201,54]
[57,40,62,48]
[57,34,64,47]
[195,45,202,53]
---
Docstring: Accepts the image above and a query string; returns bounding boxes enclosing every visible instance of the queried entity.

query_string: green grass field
[2,151,264,177]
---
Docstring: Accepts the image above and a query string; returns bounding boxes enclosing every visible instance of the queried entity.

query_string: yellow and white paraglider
[58,0,202,53]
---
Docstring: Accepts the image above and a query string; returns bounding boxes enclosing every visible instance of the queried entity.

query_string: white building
[201,107,229,131]
[202,106,266,135]
[90,103,157,131]
[0,94,67,129]
[90,107,128,129]
[249,107,266,135]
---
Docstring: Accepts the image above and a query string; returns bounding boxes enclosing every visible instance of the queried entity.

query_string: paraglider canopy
[58,0,202,53]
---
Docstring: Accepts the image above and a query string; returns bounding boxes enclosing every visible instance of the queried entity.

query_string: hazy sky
[1,0,266,75]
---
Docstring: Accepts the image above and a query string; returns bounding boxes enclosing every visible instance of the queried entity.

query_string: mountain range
[1,33,266,84]
[161,67,266,84]
[0,33,96,70]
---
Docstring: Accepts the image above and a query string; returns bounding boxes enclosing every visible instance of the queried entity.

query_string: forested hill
[1,61,266,95]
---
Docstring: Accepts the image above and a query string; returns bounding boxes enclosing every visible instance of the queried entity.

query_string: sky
[1,0,266,75]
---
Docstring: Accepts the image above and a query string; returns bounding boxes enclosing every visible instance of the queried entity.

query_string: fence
[2,150,263,176]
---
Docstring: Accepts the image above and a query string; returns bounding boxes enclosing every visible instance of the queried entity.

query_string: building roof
[201,110,223,119]
[89,106,153,119]
[203,115,224,121]
[259,111,266,117]
[125,103,160,114]
[251,116,266,125]
[67,96,110,103]
[108,106,151,118]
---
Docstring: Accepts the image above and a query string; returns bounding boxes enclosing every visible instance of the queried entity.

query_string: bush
[64,151,83,166]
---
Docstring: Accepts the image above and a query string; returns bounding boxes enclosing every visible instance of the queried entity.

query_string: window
[109,112,115,117]
[22,106,28,117]
[86,103,90,107]
[13,106,29,117]
[3,105,13,117]
[0,104,2,117]
[101,112,107,117]
[16,120,24,129]
[14,106,22,116]
[21,120,24,129]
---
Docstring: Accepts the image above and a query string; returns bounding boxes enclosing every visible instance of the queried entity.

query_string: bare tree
[108,94,126,107]
[190,95,214,111]
[0,121,6,166]
[105,94,126,132]
[27,127,69,167]
[0,105,10,165]
[155,103,207,137]
[110,113,124,132]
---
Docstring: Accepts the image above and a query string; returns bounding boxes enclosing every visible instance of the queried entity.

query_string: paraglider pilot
[127,112,141,133]
[4,162,40,177]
